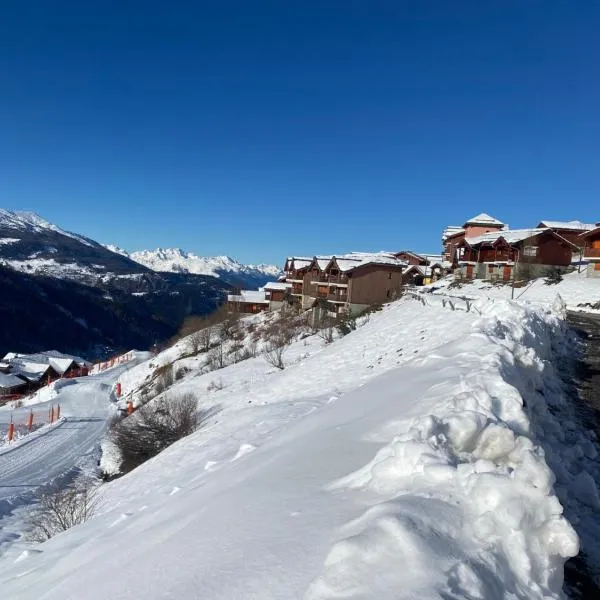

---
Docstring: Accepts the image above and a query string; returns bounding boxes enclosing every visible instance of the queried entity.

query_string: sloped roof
[0,372,26,390]
[442,226,465,241]
[463,213,505,227]
[464,227,577,249]
[580,226,600,239]
[264,281,292,291]
[538,220,596,231]
[227,290,269,304]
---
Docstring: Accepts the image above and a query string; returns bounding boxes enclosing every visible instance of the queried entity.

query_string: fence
[91,351,136,375]
[3,403,62,444]
[404,288,482,314]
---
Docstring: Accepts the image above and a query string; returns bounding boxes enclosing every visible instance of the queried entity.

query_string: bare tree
[208,340,226,370]
[108,393,201,473]
[154,364,174,395]
[317,316,336,344]
[263,331,293,369]
[186,330,204,355]
[198,327,212,352]
[26,478,98,542]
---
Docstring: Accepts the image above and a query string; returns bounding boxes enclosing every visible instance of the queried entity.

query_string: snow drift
[0,297,583,599]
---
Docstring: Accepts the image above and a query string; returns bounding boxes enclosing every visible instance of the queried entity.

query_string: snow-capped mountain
[107,246,282,288]
[0,210,232,358]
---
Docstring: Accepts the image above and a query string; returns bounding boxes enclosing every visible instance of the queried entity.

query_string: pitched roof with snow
[227,290,269,304]
[464,227,577,249]
[463,213,505,227]
[538,220,596,231]
[442,226,466,242]
[0,372,26,390]
[264,281,292,291]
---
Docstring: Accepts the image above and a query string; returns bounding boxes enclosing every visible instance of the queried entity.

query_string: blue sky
[1,1,599,264]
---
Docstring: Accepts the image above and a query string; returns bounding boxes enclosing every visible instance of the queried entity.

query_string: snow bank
[0,298,583,599]
[427,269,600,312]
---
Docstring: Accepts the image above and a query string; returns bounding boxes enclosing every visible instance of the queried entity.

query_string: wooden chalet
[455,228,577,281]
[537,220,596,249]
[580,224,600,278]
[443,213,506,265]
[227,289,270,314]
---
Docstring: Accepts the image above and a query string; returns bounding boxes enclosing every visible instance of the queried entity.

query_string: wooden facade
[581,226,600,278]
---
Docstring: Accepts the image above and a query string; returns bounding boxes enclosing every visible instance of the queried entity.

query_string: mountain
[107,246,282,289]
[0,210,232,358]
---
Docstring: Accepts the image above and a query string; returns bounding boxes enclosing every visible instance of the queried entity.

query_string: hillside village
[228,212,600,316]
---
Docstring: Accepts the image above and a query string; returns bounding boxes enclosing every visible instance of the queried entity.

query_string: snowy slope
[426,270,600,312]
[0,296,592,599]
[108,246,281,287]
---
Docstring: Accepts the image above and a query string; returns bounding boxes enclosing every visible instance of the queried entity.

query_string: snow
[263,281,292,291]
[464,212,505,226]
[227,290,269,303]
[538,220,597,231]
[0,294,591,598]
[427,269,600,312]
[0,209,94,247]
[0,237,19,245]
[107,246,281,280]
[0,257,102,279]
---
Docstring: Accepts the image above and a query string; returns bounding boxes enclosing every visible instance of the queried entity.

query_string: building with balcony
[580,224,600,278]
[454,228,577,281]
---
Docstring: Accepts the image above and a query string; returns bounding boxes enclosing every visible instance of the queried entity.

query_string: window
[388,272,392,279]
[386,289,391,298]
[523,246,538,257]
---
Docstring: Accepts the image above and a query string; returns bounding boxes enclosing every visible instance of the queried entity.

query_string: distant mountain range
[106,246,281,289]
[0,210,276,359]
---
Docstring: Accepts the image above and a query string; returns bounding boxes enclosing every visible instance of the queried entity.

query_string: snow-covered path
[0,366,135,552]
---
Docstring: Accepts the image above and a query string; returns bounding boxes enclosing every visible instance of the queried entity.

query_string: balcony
[311,274,349,286]
[584,247,600,259]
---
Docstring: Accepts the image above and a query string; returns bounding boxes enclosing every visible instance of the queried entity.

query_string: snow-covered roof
[1,351,89,373]
[10,361,52,382]
[227,290,269,304]
[263,281,292,291]
[442,226,465,241]
[463,227,578,248]
[289,258,312,270]
[0,372,26,390]
[332,253,407,273]
[463,213,505,227]
[538,220,596,231]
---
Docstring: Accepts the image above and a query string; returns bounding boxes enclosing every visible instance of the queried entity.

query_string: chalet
[0,372,27,401]
[302,253,407,317]
[1,351,90,379]
[403,261,447,286]
[227,289,270,314]
[455,228,577,281]
[263,281,292,310]
[283,257,313,308]
[394,251,428,266]
[537,220,596,249]
[580,224,600,278]
[443,213,506,265]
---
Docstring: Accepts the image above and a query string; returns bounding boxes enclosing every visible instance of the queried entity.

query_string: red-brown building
[443,213,506,264]
[455,228,576,281]
[580,224,600,278]
[537,220,596,249]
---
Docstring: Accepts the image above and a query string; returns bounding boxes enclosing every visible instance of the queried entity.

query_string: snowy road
[0,364,136,550]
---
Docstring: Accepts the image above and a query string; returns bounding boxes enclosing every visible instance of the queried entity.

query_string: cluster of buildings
[227,212,600,319]
[227,251,449,317]
[442,213,600,281]
[0,351,90,401]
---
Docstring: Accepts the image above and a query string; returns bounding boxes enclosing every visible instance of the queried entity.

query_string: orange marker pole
[27,410,33,431]
[50,405,55,423]
[8,420,14,443]
[56,404,60,420]
[48,406,52,423]
[127,400,134,415]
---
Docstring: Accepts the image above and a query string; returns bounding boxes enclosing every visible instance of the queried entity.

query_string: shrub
[175,366,190,381]
[544,268,564,285]
[336,312,357,337]
[154,363,174,395]
[26,477,98,542]
[317,316,336,344]
[208,341,226,370]
[109,393,201,473]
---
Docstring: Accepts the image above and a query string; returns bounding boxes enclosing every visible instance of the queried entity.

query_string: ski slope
[0,297,593,599]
